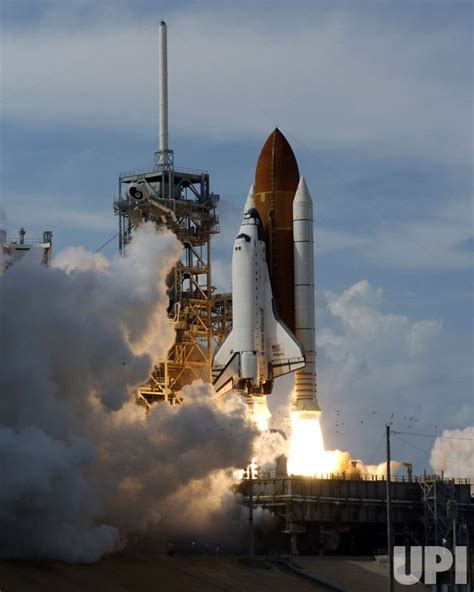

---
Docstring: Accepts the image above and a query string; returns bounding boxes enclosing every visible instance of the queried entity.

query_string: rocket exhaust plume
[247,395,272,432]
[287,412,333,477]
[286,406,404,478]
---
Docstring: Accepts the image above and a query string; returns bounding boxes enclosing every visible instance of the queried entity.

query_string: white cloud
[52,245,109,272]
[1,5,471,165]
[315,280,473,469]
[430,427,474,480]
[2,198,116,233]
[317,196,473,270]
[317,228,367,253]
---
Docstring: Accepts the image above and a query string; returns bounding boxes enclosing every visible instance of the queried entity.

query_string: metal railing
[119,165,209,177]
[6,237,50,245]
[249,472,471,484]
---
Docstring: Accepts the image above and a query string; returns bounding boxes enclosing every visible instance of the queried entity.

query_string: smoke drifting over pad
[430,427,474,480]
[0,224,261,562]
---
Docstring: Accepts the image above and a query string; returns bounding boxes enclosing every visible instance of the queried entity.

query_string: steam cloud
[0,224,261,562]
[430,426,474,480]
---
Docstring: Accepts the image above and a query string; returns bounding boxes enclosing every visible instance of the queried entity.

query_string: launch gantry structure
[113,22,231,407]
[114,162,221,406]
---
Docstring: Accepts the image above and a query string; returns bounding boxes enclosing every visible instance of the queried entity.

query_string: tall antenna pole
[159,21,168,159]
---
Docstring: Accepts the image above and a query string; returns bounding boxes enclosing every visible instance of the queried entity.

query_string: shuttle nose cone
[255,128,299,194]
[244,184,256,211]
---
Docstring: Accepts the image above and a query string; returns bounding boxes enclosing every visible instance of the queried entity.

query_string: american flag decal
[272,343,282,356]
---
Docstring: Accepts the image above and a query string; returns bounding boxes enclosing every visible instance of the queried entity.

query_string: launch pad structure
[112,22,473,568]
[1,228,53,270]
[113,22,231,406]
[114,161,232,406]
[239,472,474,557]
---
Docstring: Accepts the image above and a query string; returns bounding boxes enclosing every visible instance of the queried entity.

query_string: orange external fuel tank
[254,128,300,333]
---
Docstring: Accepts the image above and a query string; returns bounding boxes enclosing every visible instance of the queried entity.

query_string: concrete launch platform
[239,475,474,556]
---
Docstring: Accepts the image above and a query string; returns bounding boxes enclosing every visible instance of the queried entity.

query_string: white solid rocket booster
[292,177,321,415]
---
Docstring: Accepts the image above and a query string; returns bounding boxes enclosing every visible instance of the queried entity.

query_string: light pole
[386,424,394,592]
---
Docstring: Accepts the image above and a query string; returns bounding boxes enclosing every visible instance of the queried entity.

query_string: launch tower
[114,22,223,406]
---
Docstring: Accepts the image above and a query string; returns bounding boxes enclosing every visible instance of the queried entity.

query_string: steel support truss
[419,477,455,547]
[114,163,226,406]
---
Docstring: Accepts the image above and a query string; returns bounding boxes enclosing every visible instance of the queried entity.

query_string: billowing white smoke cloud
[0,224,261,562]
[315,280,473,470]
[430,427,474,480]
[52,245,109,272]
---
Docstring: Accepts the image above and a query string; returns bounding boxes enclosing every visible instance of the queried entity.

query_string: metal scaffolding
[113,22,233,407]
[210,291,232,353]
[419,477,456,547]
[114,159,221,406]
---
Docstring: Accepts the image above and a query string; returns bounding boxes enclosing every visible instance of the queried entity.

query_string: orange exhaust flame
[287,411,341,477]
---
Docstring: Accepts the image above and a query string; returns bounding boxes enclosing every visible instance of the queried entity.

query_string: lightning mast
[156,21,173,172]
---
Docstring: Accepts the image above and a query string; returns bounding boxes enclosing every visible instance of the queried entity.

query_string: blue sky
[1,0,472,471]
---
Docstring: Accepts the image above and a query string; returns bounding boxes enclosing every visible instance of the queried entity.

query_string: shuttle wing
[264,266,305,378]
[213,351,240,396]
[213,329,235,368]
[212,332,239,395]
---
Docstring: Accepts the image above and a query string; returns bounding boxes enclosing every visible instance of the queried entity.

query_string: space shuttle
[212,129,321,420]
[213,186,305,396]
